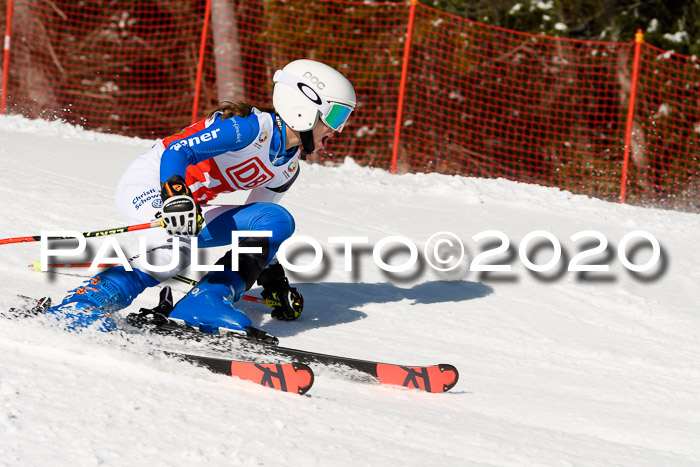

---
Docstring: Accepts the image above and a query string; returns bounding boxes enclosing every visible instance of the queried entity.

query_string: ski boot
[46,267,156,331]
[133,271,278,344]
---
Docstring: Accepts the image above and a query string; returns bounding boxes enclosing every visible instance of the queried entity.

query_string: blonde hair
[207,101,276,120]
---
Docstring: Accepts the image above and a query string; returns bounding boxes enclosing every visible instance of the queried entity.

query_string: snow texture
[0,115,699,466]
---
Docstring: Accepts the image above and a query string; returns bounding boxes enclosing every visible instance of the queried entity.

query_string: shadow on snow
[246,280,493,338]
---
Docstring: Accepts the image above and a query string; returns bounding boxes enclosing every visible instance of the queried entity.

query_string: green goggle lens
[322,103,353,131]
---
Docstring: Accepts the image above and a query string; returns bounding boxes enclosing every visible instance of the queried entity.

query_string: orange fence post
[390,0,418,174]
[1,0,14,114]
[191,0,212,123]
[620,29,644,204]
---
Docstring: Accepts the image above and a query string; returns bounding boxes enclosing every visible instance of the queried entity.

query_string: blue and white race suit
[117,108,301,283]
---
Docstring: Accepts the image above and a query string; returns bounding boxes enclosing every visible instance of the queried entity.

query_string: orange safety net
[1,0,698,212]
[0,0,207,135]
[627,43,700,210]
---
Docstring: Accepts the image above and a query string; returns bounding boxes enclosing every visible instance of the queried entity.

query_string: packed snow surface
[0,115,699,466]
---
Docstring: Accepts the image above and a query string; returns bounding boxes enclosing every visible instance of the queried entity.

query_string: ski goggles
[273,69,354,131]
[321,102,353,132]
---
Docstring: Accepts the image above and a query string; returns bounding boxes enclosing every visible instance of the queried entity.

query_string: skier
[45,59,356,339]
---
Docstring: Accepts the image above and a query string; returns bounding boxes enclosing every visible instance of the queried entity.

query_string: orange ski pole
[1,220,164,246]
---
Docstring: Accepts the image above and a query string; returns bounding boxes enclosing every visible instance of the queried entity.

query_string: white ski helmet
[273,59,356,133]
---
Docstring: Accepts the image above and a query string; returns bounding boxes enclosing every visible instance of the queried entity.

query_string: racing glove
[161,174,204,236]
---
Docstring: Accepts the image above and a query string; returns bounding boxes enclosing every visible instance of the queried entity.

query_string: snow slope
[0,114,699,466]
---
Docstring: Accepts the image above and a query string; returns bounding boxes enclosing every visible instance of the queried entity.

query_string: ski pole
[29,261,117,270]
[243,295,281,307]
[28,261,282,308]
[147,273,284,308]
[1,220,164,246]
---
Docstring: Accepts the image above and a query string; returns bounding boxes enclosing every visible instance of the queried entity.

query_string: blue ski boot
[46,266,157,331]
[169,270,276,342]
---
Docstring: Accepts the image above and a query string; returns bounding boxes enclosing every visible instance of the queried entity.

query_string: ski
[9,293,459,393]
[166,352,314,395]
[130,287,460,393]
[143,319,459,393]
[8,295,52,317]
[229,339,459,393]
[134,315,459,393]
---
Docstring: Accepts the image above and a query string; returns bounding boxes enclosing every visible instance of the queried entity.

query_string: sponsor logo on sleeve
[169,128,222,151]
[231,119,243,143]
[132,189,160,211]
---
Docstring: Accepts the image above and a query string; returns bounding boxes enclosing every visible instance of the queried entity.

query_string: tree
[426,0,700,57]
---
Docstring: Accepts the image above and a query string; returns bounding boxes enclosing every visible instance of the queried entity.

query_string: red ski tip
[229,361,314,395]
[375,363,459,393]
[437,364,459,392]
[291,363,315,395]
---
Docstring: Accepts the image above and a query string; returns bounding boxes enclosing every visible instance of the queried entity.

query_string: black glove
[161,174,204,236]
[258,263,304,321]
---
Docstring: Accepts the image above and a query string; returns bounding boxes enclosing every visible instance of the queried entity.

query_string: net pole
[620,29,644,204]
[191,0,212,123]
[390,0,418,174]
[1,0,14,114]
